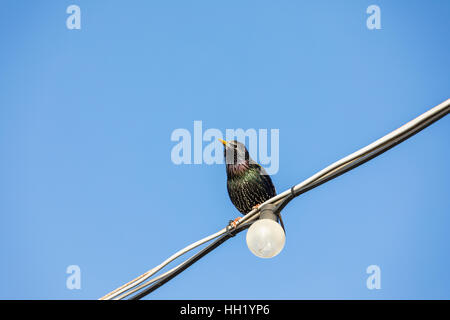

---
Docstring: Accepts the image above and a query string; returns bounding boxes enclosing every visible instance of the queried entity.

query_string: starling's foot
[231,217,242,228]
[252,204,261,210]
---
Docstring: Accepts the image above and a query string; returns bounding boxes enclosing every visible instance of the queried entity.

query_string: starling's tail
[278,213,286,234]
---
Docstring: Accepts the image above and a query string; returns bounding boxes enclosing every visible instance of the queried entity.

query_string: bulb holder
[246,204,286,258]
[259,204,279,222]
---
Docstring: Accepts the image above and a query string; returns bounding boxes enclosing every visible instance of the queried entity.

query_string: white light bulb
[246,218,286,258]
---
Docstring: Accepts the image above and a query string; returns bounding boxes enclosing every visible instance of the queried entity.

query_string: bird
[219,139,284,229]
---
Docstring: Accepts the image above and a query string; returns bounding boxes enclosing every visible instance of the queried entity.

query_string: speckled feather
[223,141,276,215]
[226,164,276,214]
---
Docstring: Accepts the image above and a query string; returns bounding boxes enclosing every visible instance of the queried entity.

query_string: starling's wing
[254,164,276,197]
[254,164,285,231]
[227,164,276,215]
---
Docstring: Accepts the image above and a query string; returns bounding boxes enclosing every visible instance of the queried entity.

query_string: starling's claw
[231,217,242,228]
[252,204,261,210]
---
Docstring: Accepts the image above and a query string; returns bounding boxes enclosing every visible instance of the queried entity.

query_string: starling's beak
[218,139,227,146]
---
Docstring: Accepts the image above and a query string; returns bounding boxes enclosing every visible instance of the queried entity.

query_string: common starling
[219,139,282,227]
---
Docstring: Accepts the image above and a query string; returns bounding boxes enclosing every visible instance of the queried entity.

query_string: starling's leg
[231,217,242,228]
[231,204,262,229]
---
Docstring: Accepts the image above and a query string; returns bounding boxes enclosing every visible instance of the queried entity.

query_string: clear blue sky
[1,0,449,299]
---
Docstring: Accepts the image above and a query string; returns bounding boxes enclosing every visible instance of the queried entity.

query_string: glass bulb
[246,218,285,258]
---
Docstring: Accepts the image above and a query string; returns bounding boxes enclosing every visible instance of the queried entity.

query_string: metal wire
[115,221,254,300]
[100,98,450,300]
[128,225,251,300]
[99,228,228,300]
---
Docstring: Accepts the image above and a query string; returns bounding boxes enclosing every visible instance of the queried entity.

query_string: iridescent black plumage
[221,140,276,215]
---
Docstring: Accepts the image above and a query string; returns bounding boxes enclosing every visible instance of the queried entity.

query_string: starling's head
[219,139,252,175]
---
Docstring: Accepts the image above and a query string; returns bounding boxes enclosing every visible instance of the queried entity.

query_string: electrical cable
[100,99,449,300]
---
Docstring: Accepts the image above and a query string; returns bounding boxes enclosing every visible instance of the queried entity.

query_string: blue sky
[0,0,449,299]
